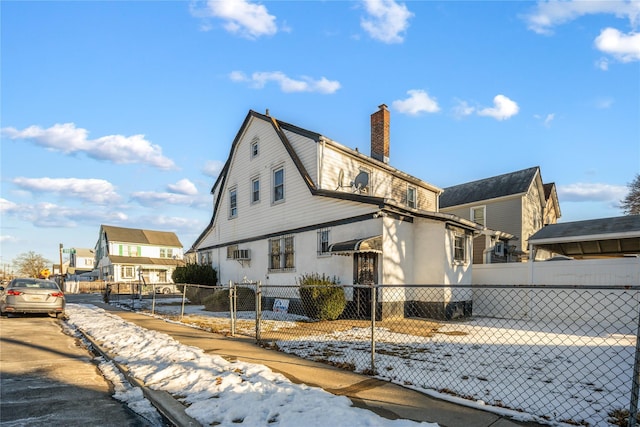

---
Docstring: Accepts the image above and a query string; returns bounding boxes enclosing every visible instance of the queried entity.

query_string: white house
[190,105,485,319]
[95,225,184,284]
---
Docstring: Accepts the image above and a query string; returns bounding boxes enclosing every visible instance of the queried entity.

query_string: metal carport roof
[528,215,640,257]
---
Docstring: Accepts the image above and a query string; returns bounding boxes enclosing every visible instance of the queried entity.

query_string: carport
[528,215,640,258]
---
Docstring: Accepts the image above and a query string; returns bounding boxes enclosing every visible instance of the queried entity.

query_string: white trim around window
[272,166,285,204]
[251,176,260,204]
[471,205,486,226]
[407,185,417,209]
[229,187,238,218]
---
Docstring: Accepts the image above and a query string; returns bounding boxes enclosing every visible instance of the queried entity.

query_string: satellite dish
[336,169,344,191]
[353,171,369,192]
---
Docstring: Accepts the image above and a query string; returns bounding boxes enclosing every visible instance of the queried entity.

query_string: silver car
[0,278,66,318]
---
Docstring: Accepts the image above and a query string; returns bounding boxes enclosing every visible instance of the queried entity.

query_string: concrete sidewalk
[89,301,544,427]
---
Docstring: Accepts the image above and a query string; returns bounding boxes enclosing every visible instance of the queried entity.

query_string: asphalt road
[0,306,154,426]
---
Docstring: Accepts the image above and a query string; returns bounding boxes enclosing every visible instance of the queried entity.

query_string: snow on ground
[114,297,637,427]
[65,303,437,427]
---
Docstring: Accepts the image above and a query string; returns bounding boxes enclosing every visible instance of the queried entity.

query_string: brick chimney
[371,104,389,163]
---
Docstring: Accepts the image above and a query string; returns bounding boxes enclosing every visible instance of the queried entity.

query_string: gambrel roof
[440,166,542,208]
[101,225,182,247]
[189,109,477,253]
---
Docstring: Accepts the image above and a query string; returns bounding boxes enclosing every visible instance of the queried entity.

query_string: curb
[75,326,201,427]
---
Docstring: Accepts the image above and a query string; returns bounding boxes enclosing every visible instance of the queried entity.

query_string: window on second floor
[407,185,417,209]
[471,206,486,226]
[251,177,260,204]
[317,228,330,256]
[273,167,284,203]
[229,188,238,218]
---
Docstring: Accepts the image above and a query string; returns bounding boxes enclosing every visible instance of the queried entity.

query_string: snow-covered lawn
[99,298,637,427]
[65,303,436,427]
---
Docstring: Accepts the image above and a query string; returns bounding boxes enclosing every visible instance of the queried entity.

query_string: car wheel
[56,312,65,319]
[162,287,171,294]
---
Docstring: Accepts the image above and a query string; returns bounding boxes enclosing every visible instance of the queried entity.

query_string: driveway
[0,311,152,426]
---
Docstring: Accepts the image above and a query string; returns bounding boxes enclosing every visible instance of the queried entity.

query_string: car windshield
[11,279,59,290]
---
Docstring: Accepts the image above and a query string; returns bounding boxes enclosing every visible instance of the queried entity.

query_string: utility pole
[59,243,65,289]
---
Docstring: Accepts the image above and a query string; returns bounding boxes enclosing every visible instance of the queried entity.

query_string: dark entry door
[353,252,378,318]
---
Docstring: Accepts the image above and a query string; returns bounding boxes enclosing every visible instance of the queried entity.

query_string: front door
[353,252,378,318]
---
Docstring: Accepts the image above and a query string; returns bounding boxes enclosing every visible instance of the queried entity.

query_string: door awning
[329,235,382,255]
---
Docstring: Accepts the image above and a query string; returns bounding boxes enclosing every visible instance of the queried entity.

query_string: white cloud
[2,123,176,170]
[452,99,476,119]
[203,160,225,178]
[477,95,520,121]
[524,0,640,35]
[595,57,610,70]
[137,215,204,233]
[557,182,627,203]
[194,0,277,39]
[392,90,440,115]
[11,177,120,204]
[361,0,413,44]
[131,191,195,207]
[534,113,555,127]
[0,234,18,243]
[1,198,127,228]
[229,71,341,94]
[594,97,615,109]
[167,179,198,196]
[594,27,640,62]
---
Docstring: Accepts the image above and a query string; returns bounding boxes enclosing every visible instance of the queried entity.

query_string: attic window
[407,185,416,209]
[251,137,259,158]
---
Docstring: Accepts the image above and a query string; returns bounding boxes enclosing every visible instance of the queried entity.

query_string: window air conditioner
[233,249,250,260]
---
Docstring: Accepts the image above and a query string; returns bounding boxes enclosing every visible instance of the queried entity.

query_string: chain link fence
[206,282,637,427]
[123,281,639,426]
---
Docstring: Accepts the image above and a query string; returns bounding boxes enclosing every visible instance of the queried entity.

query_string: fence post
[229,281,236,337]
[180,284,187,320]
[370,284,376,374]
[151,284,156,315]
[629,296,640,427]
[255,281,262,343]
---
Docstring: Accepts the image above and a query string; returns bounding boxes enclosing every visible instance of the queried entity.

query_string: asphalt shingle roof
[440,166,539,208]
[101,225,183,247]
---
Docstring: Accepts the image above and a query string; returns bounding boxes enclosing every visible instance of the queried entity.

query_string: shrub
[297,273,346,321]
[172,263,217,286]
[203,286,256,312]
[173,263,218,304]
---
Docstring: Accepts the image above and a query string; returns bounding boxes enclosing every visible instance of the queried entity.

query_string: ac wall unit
[233,249,250,260]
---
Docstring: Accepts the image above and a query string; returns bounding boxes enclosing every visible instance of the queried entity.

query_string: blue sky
[2,0,639,267]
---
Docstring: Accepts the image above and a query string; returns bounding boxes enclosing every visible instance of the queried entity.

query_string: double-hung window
[251,138,259,158]
[229,188,237,218]
[269,235,294,271]
[317,228,330,256]
[273,167,284,203]
[407,186,416,209]
[471,206,486,226]
[251,177,260,204]
[453,233,467,263]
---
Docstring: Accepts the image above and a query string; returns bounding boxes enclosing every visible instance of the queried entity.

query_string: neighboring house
[439,166,561,262]
[68,248,95,275]
[95,225,185,283]
[190,105,485,320]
